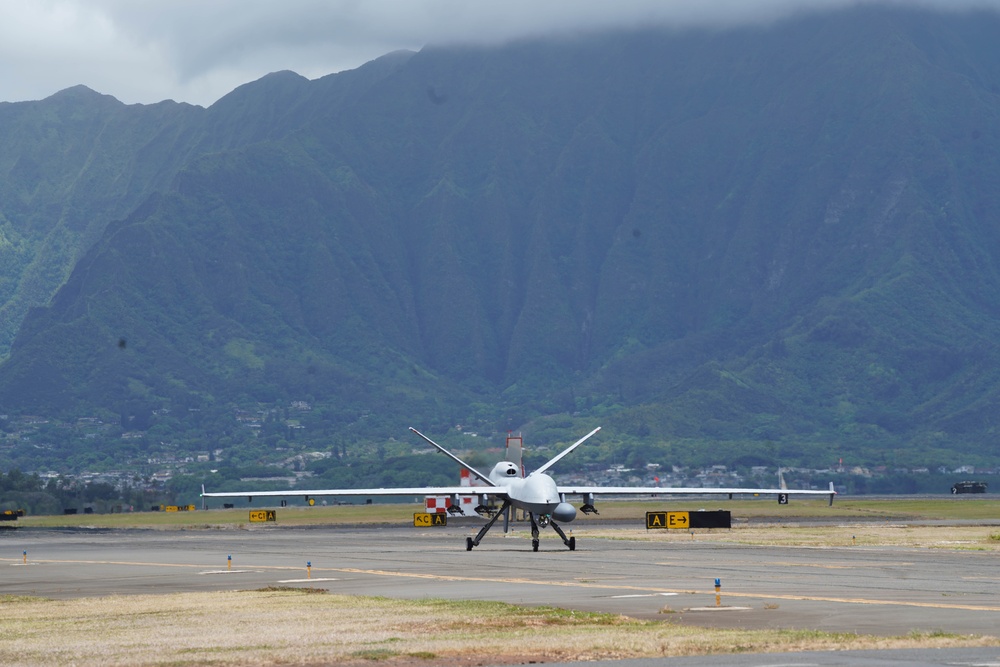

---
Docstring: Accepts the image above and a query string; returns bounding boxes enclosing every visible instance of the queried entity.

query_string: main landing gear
[466,499,512,550]
[463,501,577,551]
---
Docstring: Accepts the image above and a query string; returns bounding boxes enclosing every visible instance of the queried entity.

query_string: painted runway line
[6,554,1000,614]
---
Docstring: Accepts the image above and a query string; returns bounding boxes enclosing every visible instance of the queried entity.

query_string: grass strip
[17,497,1000,529]
[0,590,996,666]
[585,524,1000,551]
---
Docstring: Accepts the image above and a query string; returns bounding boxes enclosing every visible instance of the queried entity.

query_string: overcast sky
[1,0,997,107]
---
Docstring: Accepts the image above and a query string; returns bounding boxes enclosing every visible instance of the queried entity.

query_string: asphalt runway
[3,520,1000,639]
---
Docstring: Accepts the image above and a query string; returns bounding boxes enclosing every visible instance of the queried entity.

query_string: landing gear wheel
[532,539,539,552]
[466,537,474,551]
[568,536,576,551]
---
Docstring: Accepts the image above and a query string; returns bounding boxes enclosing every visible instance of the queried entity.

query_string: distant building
[951,481,987,494]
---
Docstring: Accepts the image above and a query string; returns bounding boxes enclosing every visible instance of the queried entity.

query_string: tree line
[0,469,172,516]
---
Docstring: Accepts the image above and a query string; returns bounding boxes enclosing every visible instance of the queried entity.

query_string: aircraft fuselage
[488,464,576,522]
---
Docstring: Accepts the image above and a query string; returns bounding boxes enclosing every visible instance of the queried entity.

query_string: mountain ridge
[1,4,999,474]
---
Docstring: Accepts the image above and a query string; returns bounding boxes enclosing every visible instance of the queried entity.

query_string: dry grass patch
[581,524,1000,551]
[0,590,997,666]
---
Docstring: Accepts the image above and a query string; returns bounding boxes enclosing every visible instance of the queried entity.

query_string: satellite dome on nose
[553,502,576,523]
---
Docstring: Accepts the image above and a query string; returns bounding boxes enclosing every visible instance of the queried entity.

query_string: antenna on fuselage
[409,427,497,487]
[533,426,601,475]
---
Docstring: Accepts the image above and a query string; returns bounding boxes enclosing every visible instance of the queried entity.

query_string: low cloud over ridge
[1,0,998,106]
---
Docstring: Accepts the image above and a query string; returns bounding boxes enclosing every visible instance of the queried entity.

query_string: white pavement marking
[198,570,261,575]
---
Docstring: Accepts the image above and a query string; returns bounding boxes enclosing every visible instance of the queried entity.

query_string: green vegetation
[0,468,166,516]
[2,7,1000,476]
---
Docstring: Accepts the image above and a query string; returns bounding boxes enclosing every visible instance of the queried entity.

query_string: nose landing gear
[528,513,576,551]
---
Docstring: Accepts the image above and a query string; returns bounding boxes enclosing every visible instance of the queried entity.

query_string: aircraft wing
[202,486,509,500]
[557,484,836,498]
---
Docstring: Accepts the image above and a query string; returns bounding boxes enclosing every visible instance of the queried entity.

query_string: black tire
[568,536,576,551]
[532,539,539,552]
[466,537,474,551]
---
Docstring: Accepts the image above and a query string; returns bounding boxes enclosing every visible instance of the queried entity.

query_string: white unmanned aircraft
[202,426,836,551]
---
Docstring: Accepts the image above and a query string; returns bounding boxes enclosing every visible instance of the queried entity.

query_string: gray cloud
[2,0,998,106]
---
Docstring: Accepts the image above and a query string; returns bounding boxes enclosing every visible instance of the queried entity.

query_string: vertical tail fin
[505,432,524,477]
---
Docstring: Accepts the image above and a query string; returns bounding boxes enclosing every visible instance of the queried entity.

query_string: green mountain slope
[2,5,1000,473]
[0,60,413,360]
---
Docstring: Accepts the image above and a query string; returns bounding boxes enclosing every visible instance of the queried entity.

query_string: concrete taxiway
[3,521,999,637]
